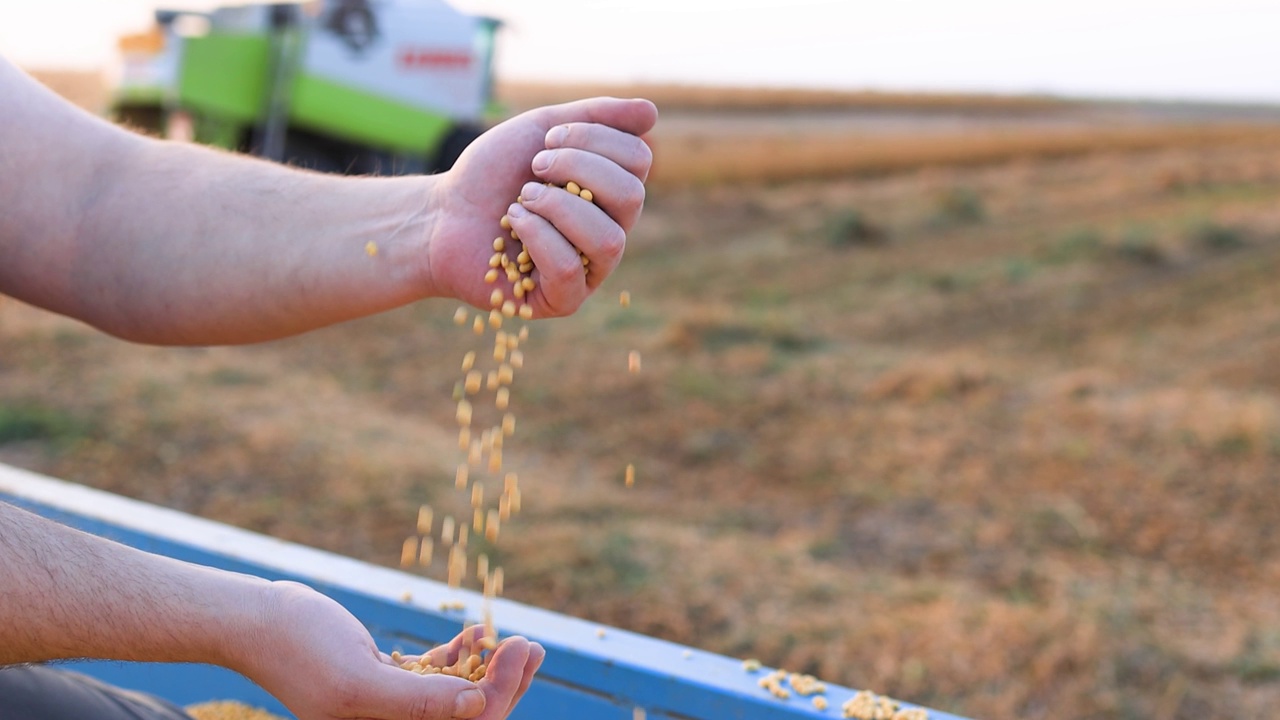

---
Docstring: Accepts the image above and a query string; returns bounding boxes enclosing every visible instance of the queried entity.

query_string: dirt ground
[5,75,1280,719]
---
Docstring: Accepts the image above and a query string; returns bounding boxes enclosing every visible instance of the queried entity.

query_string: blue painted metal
[0,465,972,720]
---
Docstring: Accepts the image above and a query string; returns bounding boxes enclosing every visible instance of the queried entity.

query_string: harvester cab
[112,0,501,175]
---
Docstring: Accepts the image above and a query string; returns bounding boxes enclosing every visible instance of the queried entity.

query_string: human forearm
[67,139,437,344]
[0,59,437,345]
[0,501,544,720]
[0,500,267,668]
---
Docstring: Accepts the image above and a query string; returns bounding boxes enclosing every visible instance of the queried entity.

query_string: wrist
[375,173,444,303]
[211,574,279,676]
[410,170,450,301]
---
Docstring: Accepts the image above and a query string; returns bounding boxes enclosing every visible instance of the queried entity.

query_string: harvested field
[7,73,1280,719]
[501,82,1280,185]
[496,82,1077,114]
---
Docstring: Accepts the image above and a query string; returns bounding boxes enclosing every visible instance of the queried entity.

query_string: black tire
[113,104,166,137]
[275,128,419,176]
[279,129,345,173]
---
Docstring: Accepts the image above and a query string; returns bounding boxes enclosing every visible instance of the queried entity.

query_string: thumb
[356,664,486,720]
[533,97,658,138]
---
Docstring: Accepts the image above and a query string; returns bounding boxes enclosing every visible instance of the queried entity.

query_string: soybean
[400,537,417,567]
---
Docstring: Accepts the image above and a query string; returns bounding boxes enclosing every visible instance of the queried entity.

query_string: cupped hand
[237,581,544,720]
[397,624,545,720]
[425,97,657,318]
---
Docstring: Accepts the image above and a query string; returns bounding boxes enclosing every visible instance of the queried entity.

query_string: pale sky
[2,0,1279,103]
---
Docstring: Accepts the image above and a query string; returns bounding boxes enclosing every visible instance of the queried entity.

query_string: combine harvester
[0,463,969,720]
[112,0,500,174]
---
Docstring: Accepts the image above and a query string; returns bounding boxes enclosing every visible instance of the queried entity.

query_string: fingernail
[531,150,553,173]
[507,202,527,218]
[521,182,545,201]
[545,125,568,148]
[454,688,485,717]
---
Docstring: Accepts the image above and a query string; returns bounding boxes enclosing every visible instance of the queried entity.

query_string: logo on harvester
[325,0,380,53]
[396,46,473,70]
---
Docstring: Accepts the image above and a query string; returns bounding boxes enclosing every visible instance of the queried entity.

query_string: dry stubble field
[4,75,1280,719]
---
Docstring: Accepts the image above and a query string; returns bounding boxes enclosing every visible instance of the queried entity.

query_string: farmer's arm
[0,57,655,345]
[0,500,543,720]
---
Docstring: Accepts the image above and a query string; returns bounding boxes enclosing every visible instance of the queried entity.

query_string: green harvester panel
[179,33,271,126]
[289,73,454,154]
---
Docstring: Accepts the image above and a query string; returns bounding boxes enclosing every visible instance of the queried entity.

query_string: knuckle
[619,176,646,218]
[598,225,626,264]
[544,253,584,289]
[632,139,654,173]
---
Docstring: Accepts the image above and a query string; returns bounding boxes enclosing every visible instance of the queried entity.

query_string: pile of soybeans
[741,661,928,719]
[185,702,287,720]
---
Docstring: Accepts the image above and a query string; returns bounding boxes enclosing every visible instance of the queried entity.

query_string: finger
[505,201,589,317]
[532,97,658,139]
[529,147,647,233]
[509,641,545,711]
[420,638,461,668]
[423,625,488,668]
[475,637,532,720]
[515,183,625,292]
[359,663,485,720]
[543,123,654,181]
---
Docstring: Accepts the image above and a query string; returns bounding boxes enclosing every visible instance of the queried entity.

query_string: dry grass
[499,82,1280,187]
[6,81,1280,719]
[25,69,108,113]
[647,124,1280,186]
